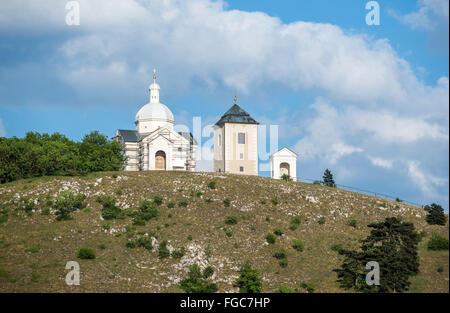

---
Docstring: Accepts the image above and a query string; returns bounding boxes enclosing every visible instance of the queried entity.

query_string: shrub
[207,181,216,189]
[77,247,95,259]
[313,180,321,185]
[172,247,185,259]
[427,232,449,251]
[271,197,279,205]
[167,201,175,209]
[424,203,447,226]
[187,235,193,241]
[266,233,276,244]
[225,216,238,225]
[224,228,233,238]
[55,191,86,221]
[25,246,39,253]
[179,264,218,293]
[289,216,301,230]
[153,196,163,206]
[158,241,170,259]
[98,195,124,220]
[274,228,284,236]
[331,243,343,252]
[223,198,231,207]
[265,216,270,222]
[133,199,159,225]
[273,248,287,259]
[347,219,357,228]
[318,217,326,225]
[437,266,444,273]
[276,285,299,293]
[178,200,188,207]
[292,239,305,252]
[196,191,203,198]
[281,174,291,181]
[126,240,136,248]
[301,282,315,293]
[136,236,153,250]
[203,266,214,279]
[235,262,262,293]
[279,259,288,268]
[99,243,106,250]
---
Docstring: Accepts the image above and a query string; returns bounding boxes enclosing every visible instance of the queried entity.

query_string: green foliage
[55,191,86,221]
[167,202,175,209]
[427,232,449,251]
[178,200,188,207]
[424,203,447,226]
[273,248,287,259]
[271,197,279,205]
[281,174,291,181]
[132,199,159,225]
[289,216,301,230]
[336,217,420,293]
[223,198,231,207]
[301,282,315,293]
[172,247,185,259]
[225,216,238,225]
[207,181,217,189]
[196,191,203,198]
[25,246,39,253]
[292,239,305,252]
[266,233,276,244]
[279,258,288,268]
[224,228,233,237]
[203,266,214,279]
[274,228,284,236]
[0,131,124,184]
[330,244,343,252]
[187,235,193,241]
[235,262,262,293]
[276,285,299,293]
[179,264,218,293]
[158,241,170,259]
[77,247,96,260]
[318,217,326,225]
[153,196,163,206]
[322,169,336,187]
[347,219,357,228]
[97,195,124,220]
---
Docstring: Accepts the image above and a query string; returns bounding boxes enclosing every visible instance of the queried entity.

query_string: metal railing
[295,177,423,208]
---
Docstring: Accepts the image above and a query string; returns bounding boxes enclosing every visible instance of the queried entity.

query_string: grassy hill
[0,171,448,293]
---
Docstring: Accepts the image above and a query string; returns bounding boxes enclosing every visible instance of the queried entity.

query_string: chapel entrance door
[280,162,290,177]
[155,151,166,170]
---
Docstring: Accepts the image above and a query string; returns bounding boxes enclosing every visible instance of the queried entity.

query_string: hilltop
[0,171,448,292]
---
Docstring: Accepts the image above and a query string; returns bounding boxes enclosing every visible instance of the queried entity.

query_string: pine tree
[424,203,446,226]
[336,217,420,293]
[322,169,335,187]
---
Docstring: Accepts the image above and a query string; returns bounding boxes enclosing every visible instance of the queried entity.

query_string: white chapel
[115,70,197,171]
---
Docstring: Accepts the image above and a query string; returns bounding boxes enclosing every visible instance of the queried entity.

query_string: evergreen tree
[336,217,420,293]
[424,203,446,226]
[322,169,336,187]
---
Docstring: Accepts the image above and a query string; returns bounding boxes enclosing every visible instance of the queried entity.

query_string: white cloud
[369,157,393,169]
[407,160,447,197]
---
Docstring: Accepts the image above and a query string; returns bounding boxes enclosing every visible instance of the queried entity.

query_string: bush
[172,247,185,259]
[347,219,357,228]
[98,195,124,220]
[203,266,214,279]
[225,216,238,225]
[178,200,188,207]
[318,217,326,225]
[136,236,153,250]
[235,262,262,293]
[276,285,299,293]
[279,259,288,268]
[274,228,284,236]
[281,174,291,181]
[271,197,279,205]
[301,282,315,293]
[273,248,287,259]
[55,191,86,221]
[207,181,216,189]
[266,233,276,244]
[167,201,175,209]
[331,243,343,252]
[158,241,170,259]
[77,247,95,259]
[292,239,305,252]
[179,264,218,293]
[424,203,446,226]
[153,196,163,206]
[223,198,231,207]
[289,217,301,230]
[224,228,233,238]
[427,232,449,251]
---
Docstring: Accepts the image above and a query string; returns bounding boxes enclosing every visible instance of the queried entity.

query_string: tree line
[0,131,124,184]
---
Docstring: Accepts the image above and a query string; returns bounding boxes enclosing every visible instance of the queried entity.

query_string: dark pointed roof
[215,104,259,126]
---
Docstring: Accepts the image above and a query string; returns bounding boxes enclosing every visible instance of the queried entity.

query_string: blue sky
[0,0,448,210]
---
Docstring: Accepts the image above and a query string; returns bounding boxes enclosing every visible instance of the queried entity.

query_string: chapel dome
[135,102,174,123]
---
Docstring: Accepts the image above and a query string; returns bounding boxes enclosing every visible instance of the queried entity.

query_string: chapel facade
[115,71,197,171]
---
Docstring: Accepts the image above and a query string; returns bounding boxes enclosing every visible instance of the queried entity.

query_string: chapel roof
[215,103,259,126]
